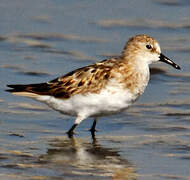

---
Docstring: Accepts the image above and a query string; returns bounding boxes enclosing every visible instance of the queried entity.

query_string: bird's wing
[7,58,121,99]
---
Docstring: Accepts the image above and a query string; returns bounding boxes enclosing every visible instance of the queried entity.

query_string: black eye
[146,45,152,49]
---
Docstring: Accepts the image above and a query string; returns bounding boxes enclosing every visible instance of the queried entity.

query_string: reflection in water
[0,136,137,179]
[40,137,137,180]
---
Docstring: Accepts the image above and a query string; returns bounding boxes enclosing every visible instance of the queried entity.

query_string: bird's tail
[6,84,30,93]
[6,83,51,97]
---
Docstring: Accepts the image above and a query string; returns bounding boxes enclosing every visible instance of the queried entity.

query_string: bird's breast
[114,65,150,97]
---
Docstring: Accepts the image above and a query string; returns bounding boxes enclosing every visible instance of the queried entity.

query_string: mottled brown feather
[7,58,124,99]
[7,58,146,98]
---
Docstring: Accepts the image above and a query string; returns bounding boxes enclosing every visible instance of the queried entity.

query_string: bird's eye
[146,45,152,49]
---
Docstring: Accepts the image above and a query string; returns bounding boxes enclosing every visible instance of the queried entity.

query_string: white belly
[37,79,140,118]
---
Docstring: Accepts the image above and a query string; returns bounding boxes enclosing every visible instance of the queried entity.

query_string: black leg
[67,123,78,138]
[89,118,97,139]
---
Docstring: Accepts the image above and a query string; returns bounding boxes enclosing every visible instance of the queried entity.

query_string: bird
[6,34,181,138]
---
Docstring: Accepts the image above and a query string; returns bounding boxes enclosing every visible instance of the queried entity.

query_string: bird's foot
[89,128,98,139]
[89,128,99,133]
[66,124,78,138]
[66,130,76,138]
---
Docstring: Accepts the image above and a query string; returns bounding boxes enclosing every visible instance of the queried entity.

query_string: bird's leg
[67,123,78,138]
[67,115,85,138]
[89,118,98,139]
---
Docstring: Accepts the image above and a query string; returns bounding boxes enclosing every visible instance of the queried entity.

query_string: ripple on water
[152,0,182,6]
[96,18,190,29]
[0,136,137,180]
[3,34,97,61]
[0,64,52,77]
[153,0,190,6]
[13,32,109,43]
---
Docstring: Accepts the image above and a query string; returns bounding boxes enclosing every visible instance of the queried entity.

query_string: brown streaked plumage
[6,58,148,97]
[7,57,123,98]
[6,34,181,138]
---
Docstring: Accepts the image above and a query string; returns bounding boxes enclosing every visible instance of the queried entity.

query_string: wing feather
[7,58,121,99]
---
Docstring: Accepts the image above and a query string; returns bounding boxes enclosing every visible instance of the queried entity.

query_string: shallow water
[0,0,190,179]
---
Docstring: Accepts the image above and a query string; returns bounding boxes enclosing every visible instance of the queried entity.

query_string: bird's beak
[159,53,181,70]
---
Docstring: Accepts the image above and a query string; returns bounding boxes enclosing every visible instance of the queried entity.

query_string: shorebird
[6,34,180,138]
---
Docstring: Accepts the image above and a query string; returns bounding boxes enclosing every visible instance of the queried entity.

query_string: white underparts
[32,79,140,124]
[12,77,148,125]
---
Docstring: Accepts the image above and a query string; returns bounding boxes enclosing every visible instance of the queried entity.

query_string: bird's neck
[119,56,150,95]
[123,54,150,73]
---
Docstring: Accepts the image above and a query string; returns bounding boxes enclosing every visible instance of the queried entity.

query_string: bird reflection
[39,136,138,180]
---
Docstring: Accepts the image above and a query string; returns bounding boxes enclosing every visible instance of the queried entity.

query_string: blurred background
[0,0,190,179]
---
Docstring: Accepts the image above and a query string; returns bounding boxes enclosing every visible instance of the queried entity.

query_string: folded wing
[6,58,120,99]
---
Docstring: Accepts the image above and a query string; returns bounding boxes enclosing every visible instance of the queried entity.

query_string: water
[0,0,190,179]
